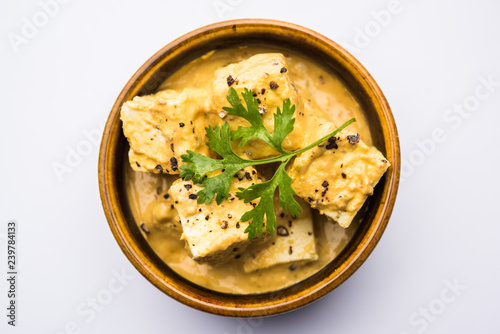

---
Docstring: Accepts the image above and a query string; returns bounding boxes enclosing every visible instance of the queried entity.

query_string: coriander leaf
[236,163,302,238]
[204,122,240,159]
[237,178,278,239]
[223,88,268,147]
[180,85,357,239]
[180,123,248,205]
[196,165,243,205]
[270,99,295,150]
[274,163,302,218]
[223,87,294,154]
[180,150,223,184]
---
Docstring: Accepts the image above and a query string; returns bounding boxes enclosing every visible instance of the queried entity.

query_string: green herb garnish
[180,87,355,239]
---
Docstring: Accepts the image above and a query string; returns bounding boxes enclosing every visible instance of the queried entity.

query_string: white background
[1,0,499,333]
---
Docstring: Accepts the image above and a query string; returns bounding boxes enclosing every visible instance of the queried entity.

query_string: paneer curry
[121,46,389,294]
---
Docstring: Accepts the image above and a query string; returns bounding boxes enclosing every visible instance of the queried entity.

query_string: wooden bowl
[99,19,400,317]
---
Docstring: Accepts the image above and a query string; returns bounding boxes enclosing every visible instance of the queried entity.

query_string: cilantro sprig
[180,87,355,239]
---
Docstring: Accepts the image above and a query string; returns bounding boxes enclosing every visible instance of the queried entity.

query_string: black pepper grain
[347,133,360,144]
[221,221,228,229]
[326,137,338,149]
[170,157,178,171]
[325,142,338,150]
[227,75,235,86]
[140,223,150,234]
[205,215,209,220]
[289,264,296,271]
[170,143,175,152]
[322,181,329,187]
[179,122,185,127]
[236,222,240,229]
[342,172,347,179]
[189,194,198,200]
[289,246,293,255]
[269,81,279,90]
[280,67,287,73]
[155,164,163,173]
[276,226,289,236]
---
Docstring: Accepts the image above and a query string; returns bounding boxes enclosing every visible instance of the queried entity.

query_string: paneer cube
[168,167,267,264]
[121,88,222,174]
[212,53,308,159]
[287,114,390,228]
[242,197,318,272]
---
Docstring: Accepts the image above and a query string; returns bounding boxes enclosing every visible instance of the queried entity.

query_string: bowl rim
[99,18,400,317]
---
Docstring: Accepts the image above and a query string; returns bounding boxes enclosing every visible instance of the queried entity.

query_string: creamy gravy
[124,46,371,294]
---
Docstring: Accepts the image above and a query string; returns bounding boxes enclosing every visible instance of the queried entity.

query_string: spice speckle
[227,75,236,86]
[170,157,178,171]
[155,165,163,173]
[280,67,287,73]
[140,223,150,234]
[188,194,198,200]
[347,133,360,144]
[326,137,338,150]
[277,226,289,236]
[269,81,279,90]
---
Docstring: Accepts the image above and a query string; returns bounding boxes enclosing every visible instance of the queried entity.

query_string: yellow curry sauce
[124,46,371,294]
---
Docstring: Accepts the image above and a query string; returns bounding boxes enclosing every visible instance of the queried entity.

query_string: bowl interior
[99,20,400,317]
